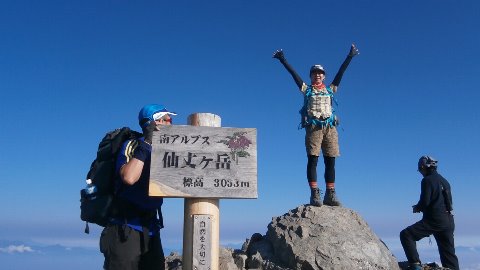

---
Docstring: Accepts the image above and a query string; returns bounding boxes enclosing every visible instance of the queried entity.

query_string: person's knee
[400,228,410,241]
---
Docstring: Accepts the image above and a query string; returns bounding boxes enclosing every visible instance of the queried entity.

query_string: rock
[165,251,182,270]
[265,205,400,270]
[165,204,403,270]
[219,247,239,270]
[164,249,239,270]
[234,252,248,269]
[398,261,452,270]
[247,251,264,269]
[246,234,274,263]
[262,260,292,270]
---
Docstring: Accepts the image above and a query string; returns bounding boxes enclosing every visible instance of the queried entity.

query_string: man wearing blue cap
[399,156,459,270]
[100,104,176,270]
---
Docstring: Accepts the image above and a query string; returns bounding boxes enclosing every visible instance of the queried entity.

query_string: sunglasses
[156,117,172,124]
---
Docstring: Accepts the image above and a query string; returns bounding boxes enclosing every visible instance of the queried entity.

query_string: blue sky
[1,0,479,269]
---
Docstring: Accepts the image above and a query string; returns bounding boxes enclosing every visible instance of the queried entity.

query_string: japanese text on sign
[192,215,211,270]
[150,125,258,198]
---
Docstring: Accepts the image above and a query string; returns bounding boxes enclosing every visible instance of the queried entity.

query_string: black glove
[273,49,285,61]
[348,44,359,57]
[142,120,157,145]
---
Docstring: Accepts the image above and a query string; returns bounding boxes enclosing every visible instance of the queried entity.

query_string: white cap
[152,111,177,121]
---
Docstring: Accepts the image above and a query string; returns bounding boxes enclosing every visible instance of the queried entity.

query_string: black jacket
[415,171,453,228]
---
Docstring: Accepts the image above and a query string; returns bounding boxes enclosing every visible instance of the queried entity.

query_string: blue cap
[138,104,177,128]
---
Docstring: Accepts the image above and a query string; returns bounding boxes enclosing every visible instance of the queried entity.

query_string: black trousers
[100,224,165,270]
[400,215,459,270]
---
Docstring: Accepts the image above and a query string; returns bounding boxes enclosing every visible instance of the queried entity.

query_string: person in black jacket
[400,156,459,270]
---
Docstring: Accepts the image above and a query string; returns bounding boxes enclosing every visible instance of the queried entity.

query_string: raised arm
[118,122,156,185]
[273,49,304,89]
[330,44,359,92]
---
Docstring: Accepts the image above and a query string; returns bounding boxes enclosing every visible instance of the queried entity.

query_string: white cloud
[0,245,35,254]
[455,235,480,249]
[380,234,480,252]
[463,263,480,270]
[30,237,99,249]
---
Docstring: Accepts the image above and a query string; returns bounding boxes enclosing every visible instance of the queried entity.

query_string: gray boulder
[220,247,240,270]
[165,251,182,270]
[398,261,452,270]
[265,205,400,270]
[165,248,240,270]
[165,204,402,270]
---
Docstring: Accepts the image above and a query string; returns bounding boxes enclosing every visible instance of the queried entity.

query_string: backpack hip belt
[308,114,336,128]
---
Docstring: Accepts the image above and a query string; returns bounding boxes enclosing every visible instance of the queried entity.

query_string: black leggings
[307,155,335,183]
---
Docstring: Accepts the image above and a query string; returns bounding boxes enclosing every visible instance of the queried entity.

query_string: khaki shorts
[305,125,340,157]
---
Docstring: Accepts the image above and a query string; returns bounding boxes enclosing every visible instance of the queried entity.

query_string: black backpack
[80,127,142,233]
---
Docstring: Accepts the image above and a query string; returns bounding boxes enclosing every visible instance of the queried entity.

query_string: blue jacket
[114,137,163,233]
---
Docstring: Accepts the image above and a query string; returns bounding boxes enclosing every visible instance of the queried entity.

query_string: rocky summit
[166,204,426,269]
[257,204,399,270]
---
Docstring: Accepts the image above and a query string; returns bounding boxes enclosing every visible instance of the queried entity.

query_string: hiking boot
[323,188,342,206]
[310,187,322,207]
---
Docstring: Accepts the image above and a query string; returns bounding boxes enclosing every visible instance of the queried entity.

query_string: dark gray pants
[400,215,459,270]
[100,224,165,270]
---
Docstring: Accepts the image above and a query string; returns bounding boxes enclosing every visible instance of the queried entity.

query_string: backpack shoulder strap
[305,85,313,97]
[326,86,334,95]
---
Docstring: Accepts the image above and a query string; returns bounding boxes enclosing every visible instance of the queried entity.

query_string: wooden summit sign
[149,125,257,199]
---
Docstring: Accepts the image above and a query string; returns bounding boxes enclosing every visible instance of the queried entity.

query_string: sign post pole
[183,113,221,270]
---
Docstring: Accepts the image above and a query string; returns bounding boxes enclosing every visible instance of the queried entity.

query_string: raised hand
[273,49,285,60]
[142,120,159,145]
[349,44,359,57]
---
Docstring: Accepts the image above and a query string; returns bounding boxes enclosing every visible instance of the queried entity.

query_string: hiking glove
[348,44,359,57]
[142,121,158,145]
[273,49,285,61]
